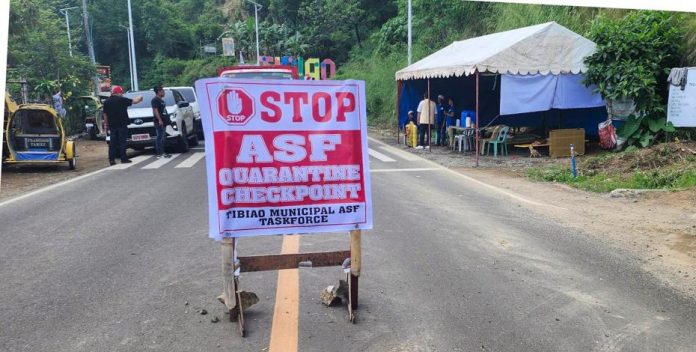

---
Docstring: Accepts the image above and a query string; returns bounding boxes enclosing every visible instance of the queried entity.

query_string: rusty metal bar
[238,250,350,272]
[350,273,359,311]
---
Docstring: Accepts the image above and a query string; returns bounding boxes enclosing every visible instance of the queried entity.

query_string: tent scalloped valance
[395,22,595,81]
[396,67,588,81]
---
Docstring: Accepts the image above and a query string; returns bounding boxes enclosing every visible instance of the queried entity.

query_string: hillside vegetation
[7,0,696,129]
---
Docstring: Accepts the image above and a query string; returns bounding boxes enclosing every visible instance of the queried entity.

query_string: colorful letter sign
[260,56,337,80]
[195,78,373,239]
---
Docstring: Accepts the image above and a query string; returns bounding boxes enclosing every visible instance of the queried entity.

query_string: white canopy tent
[394,22,605,163]
[395,21,596,80]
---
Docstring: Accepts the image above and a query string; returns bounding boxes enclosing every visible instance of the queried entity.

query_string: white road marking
[379,145,420,161]
[175,152,205,168]
[371,167,443,173]
[368,148,396,162]
[368,137,568,210]
[110,155,152,170]
[0,168,110,208]
[141,153,181,169]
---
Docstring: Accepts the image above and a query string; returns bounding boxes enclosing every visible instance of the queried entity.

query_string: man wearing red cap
[103,86,143,165]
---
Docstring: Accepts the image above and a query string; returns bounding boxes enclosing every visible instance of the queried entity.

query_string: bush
[584,11,683,148]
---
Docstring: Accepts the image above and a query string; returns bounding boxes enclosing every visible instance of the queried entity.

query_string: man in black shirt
[103,85,143,165]
[151,86,171,158]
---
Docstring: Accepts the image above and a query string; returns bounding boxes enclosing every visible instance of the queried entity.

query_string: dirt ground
[0,138,112,201]
[2,131,696,298]
[373,127,696,299]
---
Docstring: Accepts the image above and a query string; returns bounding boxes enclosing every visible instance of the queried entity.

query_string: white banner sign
[668,69,696,127]
[194,78,373,239]
[222,38,235,57]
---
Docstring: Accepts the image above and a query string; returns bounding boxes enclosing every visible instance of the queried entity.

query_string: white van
[168,86,203,140]
[124,88,198,152]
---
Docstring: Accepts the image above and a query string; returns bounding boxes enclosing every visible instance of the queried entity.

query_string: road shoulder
[373,133,696,299]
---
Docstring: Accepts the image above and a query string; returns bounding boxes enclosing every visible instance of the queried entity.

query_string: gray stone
[217,291,259,310]
[610,189,643,198]
[320,280,349,307]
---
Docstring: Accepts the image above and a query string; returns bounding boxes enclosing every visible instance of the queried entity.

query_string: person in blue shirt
[435,95,446,146]
[52,91,66,118]
[444,97,457,146]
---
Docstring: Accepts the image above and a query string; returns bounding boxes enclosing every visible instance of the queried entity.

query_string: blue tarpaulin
[15,152,59,161]
[500,74,604,115]
[398,74,607,137]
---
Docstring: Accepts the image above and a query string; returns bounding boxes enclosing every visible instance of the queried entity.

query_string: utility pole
[407,0,412,65]
[59,6,78,57]
[127,0,139,90]
[119,25,134,90]
[81,0,99,94]
[245,0,262,65]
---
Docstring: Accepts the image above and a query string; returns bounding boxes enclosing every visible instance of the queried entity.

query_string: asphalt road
[1,139,696,352]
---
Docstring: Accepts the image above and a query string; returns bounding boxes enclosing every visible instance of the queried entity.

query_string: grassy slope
[527,142,696,192]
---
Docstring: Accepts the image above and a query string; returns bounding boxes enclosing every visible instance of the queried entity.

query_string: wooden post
[475,71,480,167]
[221,238,237,317]
[350,230,361,309]
[396,80,403,145]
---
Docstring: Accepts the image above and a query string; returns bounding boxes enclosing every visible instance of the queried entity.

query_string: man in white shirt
[416,93,436,147]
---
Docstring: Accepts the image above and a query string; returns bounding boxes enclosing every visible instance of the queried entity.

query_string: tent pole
[475,71,480,167]
[396,80,402,145]
[427,79,431,152]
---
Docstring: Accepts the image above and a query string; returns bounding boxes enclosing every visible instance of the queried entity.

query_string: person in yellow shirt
[416,93,436,148]
[404,111,417,147]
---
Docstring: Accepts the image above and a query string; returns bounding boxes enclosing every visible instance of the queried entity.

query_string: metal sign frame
[220,230,362,337]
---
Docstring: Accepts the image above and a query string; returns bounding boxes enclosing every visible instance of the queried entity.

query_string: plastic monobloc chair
[480,125,501,155]
[486,126,510,157]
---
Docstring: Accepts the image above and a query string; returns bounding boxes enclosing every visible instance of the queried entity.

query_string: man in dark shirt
[151,86,171,158]
[445,97,457,147]
[436,95,446,146]
[103,85,143,165]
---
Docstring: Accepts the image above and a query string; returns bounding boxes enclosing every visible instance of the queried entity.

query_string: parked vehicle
[3,93,19,160]
[217,65,299,80]
[123,89,198,153]
[168,86,203,140]
[3,103,77,169]
[70,95,107,140]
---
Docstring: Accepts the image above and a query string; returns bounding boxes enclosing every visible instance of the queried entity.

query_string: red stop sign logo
[217,87,255,125]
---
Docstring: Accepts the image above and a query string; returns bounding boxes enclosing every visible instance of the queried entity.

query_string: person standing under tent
[404,110,417,148]
[444,97,457,147]
[416,93,436,148]
[435,95,447,146]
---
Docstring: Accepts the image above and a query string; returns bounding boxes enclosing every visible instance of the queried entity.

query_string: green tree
[584,11,683,148]
[7,0,94,100]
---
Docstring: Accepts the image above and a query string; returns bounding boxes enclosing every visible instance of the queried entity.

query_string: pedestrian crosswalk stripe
[371,167,443,173]
[378,145,420,161]
[368,148,396,162]
[110,155,152,170]
[142,153,181,169]
[175,152,205,168]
